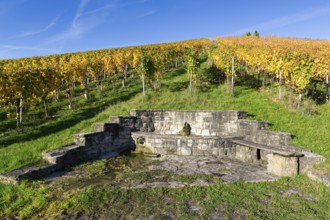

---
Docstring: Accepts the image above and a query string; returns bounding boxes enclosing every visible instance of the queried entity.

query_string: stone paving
[127,155,279,189]
[45,154,279,190]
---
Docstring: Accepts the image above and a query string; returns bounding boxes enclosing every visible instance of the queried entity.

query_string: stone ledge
[0,164,60,184]
[232,139,303,157]
[132,131,242,140]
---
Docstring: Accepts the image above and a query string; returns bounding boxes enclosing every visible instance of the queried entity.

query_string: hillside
[0,58,329,219]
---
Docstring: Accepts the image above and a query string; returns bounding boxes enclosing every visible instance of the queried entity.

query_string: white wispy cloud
[139,10,156,18]
[230,4,330,36]
[84,4,112,16]
[18,14,60,37]
[72,0,90,28]
[49,0,113,44]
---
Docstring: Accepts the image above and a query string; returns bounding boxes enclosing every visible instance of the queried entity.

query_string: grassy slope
[3,66,329,173]
[0,63,329,218]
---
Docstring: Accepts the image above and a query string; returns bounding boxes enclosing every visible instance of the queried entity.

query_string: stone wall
[131,133,235,157]
[238,119,294,149]
[130,109,247,136]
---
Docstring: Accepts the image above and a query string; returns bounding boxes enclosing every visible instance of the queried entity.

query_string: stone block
[299,151,326,174]
[180,147,192,156]
[210,132,217,136]
[185,112,196,122]
[164,144,178,154]
[110,116,137,129]
[218,148,228,156]
[152,143,162,148]
[192,148,205,156]
[267,154,298,177]
[212,148,219,156]
[74,132,105,147]
[94,123,119,135]
[203,150,213,156]
[201,130,209,136]
[201,144,210,151]
[109,116,120,123]
[216,140,225,148]
[235,145,258,163]
[178,139,187,148]
[74,133,87,146]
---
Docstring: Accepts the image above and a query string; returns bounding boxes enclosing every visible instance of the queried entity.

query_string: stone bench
[232,139,304,177]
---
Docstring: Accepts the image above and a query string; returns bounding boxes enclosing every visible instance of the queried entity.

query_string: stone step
[0,164,60,184]
[42,145,84,164]
[94,122,119,134]
[74,131,107,147]
[109,116,137,130]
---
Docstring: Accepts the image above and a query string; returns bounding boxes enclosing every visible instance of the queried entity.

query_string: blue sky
[1,0,330,59]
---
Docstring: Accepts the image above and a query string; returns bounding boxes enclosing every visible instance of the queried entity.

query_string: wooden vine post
[278,69,283,100]
[231,56,235,95]
[326,66,329,103]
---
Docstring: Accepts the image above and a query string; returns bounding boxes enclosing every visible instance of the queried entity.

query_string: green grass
[0,63,330,218]
[2,175,326,219]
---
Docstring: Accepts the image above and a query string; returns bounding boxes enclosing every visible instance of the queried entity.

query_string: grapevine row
[0,38,211,128]
[210,36,330,106]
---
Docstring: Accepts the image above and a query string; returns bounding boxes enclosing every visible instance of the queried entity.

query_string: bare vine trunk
[231,56,234,95]
[326,74,329,102]
[142,72,146,97]
[67,88,72,109]
[297,93,302,109]
[289,77,294,108]
[84,76,90,102]
[15,96,23,129]
[278,70,283,100]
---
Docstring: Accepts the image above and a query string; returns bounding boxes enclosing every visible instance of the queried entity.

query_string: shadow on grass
[0,120,17,133]
[163,68,186,81]
[161,68,189,92]
[166,81,189,92]
[0,88,140,148]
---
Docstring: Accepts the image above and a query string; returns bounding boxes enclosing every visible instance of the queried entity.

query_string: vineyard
[0,39,211,129]
[210,36,330,108]
[1,36,330,131]
[0,37,330,219]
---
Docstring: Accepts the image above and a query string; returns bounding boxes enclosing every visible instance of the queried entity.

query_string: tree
[88,52,104,96]
[254,30,260,37]
[59,55,74,109]
[138,51,155,96]
[185,47,200,93]
[2,59,40,129]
